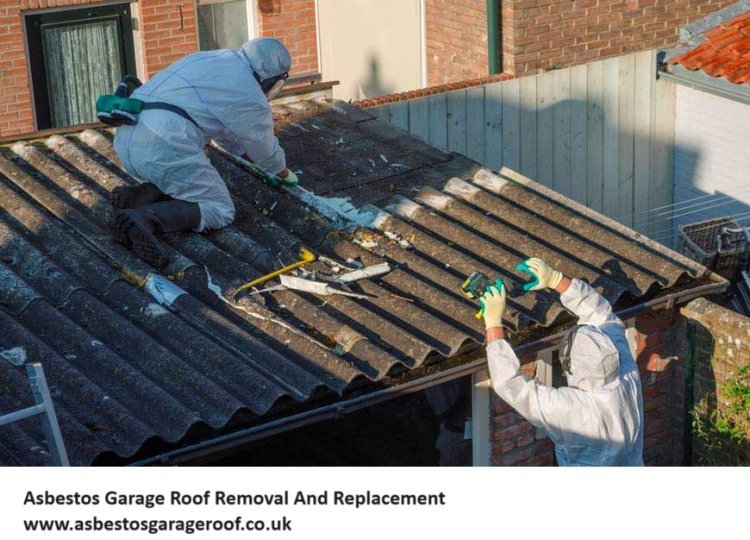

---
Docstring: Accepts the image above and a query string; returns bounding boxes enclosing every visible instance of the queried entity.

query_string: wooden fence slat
[502,78,521,171]
[602,57,620,219]
[553,68,572,197]
[618,54,636,227]
[633,50,654,234]
[586,61,604,213]
[466,86,486,163]
[428,93,448,151]
[447,90,468,155]
[389,101,410,132]
[650,78,676,241]
[519,75,538,180]
[484,82,503,171]
[570,64,588,206]
[408,97,429,142]
[537,72,555,188]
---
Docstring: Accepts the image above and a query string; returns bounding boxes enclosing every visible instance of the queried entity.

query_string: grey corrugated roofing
[0,99,710,466]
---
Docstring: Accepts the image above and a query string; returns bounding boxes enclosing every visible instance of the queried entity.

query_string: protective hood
[240,38,292,81]
[565,326,620,391]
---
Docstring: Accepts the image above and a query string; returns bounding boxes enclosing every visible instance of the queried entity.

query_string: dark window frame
[25,3,137,130]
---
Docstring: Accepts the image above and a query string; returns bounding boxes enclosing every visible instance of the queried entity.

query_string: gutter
[131,277,727,466]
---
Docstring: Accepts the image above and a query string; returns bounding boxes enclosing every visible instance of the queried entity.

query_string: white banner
[0,467,746,539]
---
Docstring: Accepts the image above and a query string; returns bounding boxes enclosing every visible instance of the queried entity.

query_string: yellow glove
[479,279,506,330]
[517,257,563,291]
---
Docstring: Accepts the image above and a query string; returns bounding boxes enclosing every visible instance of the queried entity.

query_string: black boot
[113,200,201,269]
[110,182,173,210]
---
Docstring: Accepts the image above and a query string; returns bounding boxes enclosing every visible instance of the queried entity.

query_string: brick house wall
[257,0,318,76]
[425,0,492,86]
[503,0,736,76]
[0,0,317,137]
[490,307,687,466]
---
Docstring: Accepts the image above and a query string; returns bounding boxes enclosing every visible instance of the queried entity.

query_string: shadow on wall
[358,55,395,101]
[373,88,750,248]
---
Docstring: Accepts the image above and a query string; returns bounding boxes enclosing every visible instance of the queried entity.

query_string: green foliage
[691,366,750,466]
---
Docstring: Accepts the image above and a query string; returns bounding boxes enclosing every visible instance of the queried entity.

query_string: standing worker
[479,258,644,466]
[109,38,298,269]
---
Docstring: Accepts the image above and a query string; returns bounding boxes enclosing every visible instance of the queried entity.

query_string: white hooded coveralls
[113,39,289,232]
[487,279,644,466]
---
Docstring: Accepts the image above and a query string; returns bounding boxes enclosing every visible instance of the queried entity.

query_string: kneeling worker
[109,38,298,269]
[479,258,644,466]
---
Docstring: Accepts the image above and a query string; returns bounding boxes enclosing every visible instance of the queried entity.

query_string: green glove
[516,258,563,291]
[279,169,299,186]
[479,279,506,329]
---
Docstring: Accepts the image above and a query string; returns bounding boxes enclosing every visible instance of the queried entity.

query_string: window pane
[42,19,123,127]
[198,0,248,51]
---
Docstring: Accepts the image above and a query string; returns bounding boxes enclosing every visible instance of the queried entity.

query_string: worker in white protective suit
[111,37,297,269]
[479,258,644,466]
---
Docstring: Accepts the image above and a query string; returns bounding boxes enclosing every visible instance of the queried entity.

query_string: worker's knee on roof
[196,199,235,232]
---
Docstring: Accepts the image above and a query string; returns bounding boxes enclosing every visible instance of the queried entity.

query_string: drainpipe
[487,0,501,74]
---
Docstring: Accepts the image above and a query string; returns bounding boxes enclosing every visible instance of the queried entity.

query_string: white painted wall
[674,85,750,231]
[317,0,423,101]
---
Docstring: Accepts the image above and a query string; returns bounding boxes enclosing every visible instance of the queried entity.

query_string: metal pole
[26,363,69,466]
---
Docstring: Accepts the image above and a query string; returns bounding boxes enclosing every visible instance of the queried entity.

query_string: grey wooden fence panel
[536,71,555,188]
[466,86,486,164]
[368,51,676,233]
[428,93,448,151]
[447,90,467,155]
[484,82,503,171]
[586,61,604,213]
[602,57,620,219]
[618,54,636,228]
[408,97,430,142]
[570,64,588,206]
[502,78,521,172]
[389,101,410,132]
[553,68,572,197]
[519,75,538,180]
[633,50,654,234]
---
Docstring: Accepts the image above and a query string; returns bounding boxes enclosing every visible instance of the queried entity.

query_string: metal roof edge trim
[494,167,727,285]
[131,278,727,467]
[659,65,750,105]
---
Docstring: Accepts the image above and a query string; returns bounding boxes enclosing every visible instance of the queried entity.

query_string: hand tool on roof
[279,275,370,299]
[460,270,491,319]
[233,247,316,301]
[460,271,505,320]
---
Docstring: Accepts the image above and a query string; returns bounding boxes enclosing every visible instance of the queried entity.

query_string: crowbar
[233,247,317,301]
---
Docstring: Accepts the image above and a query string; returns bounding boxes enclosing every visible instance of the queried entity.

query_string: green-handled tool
[460,271,504,319]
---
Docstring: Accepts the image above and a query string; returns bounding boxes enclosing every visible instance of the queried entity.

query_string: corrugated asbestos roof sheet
[0,99,707,466]
[669,11,750,85]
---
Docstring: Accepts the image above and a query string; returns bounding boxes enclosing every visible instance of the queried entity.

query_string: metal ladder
[0,363,69,466]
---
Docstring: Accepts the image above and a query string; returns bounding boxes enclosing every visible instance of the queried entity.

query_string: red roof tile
[669,11,750,85]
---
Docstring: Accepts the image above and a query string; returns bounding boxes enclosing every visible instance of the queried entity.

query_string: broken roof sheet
[0,99,710,465]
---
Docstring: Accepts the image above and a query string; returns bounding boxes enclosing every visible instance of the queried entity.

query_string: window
[25,3,136,130]
[197,0,249,51]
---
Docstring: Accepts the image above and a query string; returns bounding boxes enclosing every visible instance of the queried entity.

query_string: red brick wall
[140,0,199,77]
[257,0,318,75]
[425,0,492,86]
[491,307,685,466]
[0,0,199,136]
[503,0,736,76]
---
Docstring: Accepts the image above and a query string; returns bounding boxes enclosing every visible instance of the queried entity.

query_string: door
[25,3,137,129]
[317,0,424,101]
